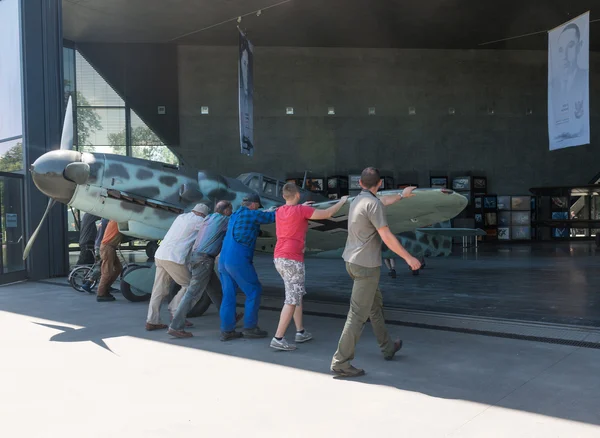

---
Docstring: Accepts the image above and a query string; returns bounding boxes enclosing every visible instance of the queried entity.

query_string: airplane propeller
[23,96,73,260]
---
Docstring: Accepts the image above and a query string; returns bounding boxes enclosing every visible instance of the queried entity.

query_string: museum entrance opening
[0,172,26,284]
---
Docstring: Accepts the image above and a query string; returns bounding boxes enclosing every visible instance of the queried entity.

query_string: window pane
[77,107,126,155]
[0,0,23,141]
[63,47,76,105]
[131,146,178,165]
[0,138,23,173]
[76,51,124,107]
[130,111,178,164]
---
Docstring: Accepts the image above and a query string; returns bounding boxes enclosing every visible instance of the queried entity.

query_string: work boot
[220,330,243,342]
[168,328,193,338]
[146,323,168,331]
[96,294,116,302]
[331,365,366,378]
[384,339,403,361]
[242,327,268,339]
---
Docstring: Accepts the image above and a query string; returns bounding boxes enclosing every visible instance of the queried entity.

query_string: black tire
[69,266,96,292]
[167,279,213,318]
[120,264,152,302]
[146,241,159,259]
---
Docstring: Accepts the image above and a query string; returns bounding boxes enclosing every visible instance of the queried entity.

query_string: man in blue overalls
[219,193,276,341]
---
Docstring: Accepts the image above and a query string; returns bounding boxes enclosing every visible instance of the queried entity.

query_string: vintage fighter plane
[25,97,472,315]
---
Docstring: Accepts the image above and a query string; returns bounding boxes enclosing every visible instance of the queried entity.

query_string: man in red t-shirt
[270,183,348,351]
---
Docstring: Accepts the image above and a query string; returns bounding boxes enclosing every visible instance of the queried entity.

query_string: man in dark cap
[218,193,276,341]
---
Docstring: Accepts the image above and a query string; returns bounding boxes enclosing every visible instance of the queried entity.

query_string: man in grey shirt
[331,167,421,378]
[168,201,234,338]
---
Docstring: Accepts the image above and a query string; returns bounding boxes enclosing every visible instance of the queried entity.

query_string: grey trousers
[331,262,394,371]
[146,258,190,324]
[170,255,222,331]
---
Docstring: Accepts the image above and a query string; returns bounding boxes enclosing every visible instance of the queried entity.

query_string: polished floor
[70,241,600,327]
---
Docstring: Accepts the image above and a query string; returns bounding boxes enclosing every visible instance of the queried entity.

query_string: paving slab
[0,281,599,437]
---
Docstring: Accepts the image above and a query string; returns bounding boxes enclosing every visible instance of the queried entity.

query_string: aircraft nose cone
[31,150,83,204]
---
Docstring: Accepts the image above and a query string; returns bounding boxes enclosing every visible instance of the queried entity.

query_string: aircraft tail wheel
[146,241,159,259]
[167,280,213,318]
[120,265,152,302]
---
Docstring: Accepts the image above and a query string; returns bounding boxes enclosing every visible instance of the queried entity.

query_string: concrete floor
[1,280,599,437]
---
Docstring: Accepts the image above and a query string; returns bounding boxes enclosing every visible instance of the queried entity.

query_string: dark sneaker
[384,339,403,361]
[331,365,366,378]
[146,323,168,331]
[97,294,116,302]
[242,327,268,339]
[220,330,243,342]
[168,328,193,338]
[81,282,94,293]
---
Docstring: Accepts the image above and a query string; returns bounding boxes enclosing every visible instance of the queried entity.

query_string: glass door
[0,172,26,284]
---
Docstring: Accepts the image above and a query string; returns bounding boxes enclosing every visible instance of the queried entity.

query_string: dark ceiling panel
[63,0,599,50]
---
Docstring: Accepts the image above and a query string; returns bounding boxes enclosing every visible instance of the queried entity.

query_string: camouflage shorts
[274,258,306,306]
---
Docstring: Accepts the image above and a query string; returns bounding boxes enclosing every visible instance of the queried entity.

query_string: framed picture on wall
[483,196,497,209]
[511,196,531,211]
[497,196,511,210]
[430,177,448,188]
[498,227,510,240]
[349,175,361,190]
[473,177,487,193]
[452,177,470,190]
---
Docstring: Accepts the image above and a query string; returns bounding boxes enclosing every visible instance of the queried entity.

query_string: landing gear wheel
[167,280,213,318]
[146,241,159,260]
[120,264,152,302]
[69,266,96,292]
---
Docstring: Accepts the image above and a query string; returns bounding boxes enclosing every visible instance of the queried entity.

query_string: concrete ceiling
[63,0,599,50]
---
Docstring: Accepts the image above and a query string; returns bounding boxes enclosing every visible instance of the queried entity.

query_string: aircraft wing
[415,227,487,237]
[256,188,467,254]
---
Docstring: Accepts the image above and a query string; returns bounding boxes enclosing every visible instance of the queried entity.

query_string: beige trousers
[146,258,190,324]
[331,262,394,371]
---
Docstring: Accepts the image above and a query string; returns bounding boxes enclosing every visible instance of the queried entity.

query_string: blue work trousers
[218,237,262,332]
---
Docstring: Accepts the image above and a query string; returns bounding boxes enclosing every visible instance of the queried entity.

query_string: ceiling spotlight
[237,16,242,23]
[257,10,262,16]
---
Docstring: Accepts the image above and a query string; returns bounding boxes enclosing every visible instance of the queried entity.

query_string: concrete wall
[177,46,600,193]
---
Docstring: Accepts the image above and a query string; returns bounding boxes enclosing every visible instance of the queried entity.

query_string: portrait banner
[548,12,590,150]
[239,30,254,157]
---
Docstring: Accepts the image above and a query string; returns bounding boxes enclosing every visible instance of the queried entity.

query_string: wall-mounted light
[286,107,294,115]
[526,108,533,115]
[327,107,335,115]
[157,106,166,115]
[448,107,455,115]
[368,107,376,115]
[408,107,416,116]
[201,106,209,115]
[487,107,495,115]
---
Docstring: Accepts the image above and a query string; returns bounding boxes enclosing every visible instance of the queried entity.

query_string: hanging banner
[548,12,590,150]
[239,29,254,157]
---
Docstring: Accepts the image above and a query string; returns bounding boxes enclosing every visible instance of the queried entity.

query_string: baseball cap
[243,193,262,207]
[192,203,209,215]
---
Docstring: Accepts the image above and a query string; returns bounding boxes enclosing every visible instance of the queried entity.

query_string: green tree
[64,80,103,150]
[108,125,178,164]
[0,142,23,173]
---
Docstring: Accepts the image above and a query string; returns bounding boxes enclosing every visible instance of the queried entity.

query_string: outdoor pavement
[1,280,599,437]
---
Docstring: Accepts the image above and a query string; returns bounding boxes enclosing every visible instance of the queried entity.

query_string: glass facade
[63,45,178,248]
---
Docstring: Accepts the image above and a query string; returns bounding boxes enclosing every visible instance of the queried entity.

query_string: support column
[21,0,68,279]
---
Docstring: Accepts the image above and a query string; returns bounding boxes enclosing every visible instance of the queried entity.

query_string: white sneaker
[270,337,296,351]
[295,331,313,343]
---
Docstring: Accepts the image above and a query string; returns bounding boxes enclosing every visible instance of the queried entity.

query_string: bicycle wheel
[69,266,97,292]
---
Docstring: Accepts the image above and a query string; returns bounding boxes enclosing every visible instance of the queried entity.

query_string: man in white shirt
[146,203,210,331]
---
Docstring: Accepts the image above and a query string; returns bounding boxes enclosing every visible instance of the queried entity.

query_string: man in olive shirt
[331,167,421,378]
